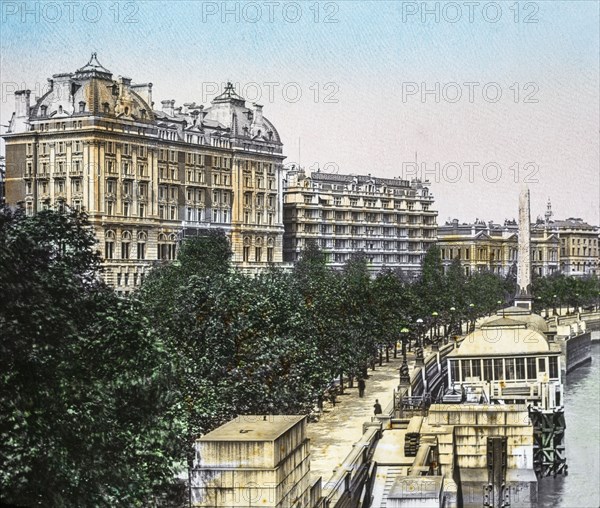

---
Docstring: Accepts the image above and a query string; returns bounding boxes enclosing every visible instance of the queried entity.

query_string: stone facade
[553,218,599,276]
[191,415,312,508]
[437,197,599,279]
[437,219,560,277]
[2,54,285,291]
[283,169,437,275]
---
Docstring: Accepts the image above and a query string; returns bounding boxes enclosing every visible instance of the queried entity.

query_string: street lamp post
[446,307,456,344]
[431,311,439,352]
[399,327,411,385]
[468,303,475,332]
[416,318,425,366]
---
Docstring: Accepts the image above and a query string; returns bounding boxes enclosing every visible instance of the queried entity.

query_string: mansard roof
[152,83,282,145]
[10,56,283,150]
[28,54,154,123]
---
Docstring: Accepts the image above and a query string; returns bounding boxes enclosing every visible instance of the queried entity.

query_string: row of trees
[532,272,600,313]
[2,208,598,505]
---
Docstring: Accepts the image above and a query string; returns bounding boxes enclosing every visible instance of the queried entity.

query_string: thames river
[537,333,600,508]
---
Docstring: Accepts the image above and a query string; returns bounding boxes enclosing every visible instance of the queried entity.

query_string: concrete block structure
[191,415,312,508]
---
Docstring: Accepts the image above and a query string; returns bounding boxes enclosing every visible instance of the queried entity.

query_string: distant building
[553,217,599,276]
[283,169,437,275]
[437,218,560,277]
[438,199,599,278]
[2,54,285,291]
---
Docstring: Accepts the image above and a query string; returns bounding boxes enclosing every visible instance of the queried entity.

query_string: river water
[537,332,600,508]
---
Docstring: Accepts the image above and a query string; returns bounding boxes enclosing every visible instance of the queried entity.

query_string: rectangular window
[255,247,262,262]
[527,357,537,380]
[461,360,471,379]
[549,357,558,379]
[450,360,460,383]
[493,359,503,380]
[243,246,250,262]
[121,242,130,259]
[538,358,546,373]
[267,247,274,263]
[105,242,114,259]
[471,359,481,379]
[505,359,515,380]
[137,243,145,260]
[515,358,526,379]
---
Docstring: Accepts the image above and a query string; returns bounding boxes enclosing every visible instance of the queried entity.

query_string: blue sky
[1,1,598,223]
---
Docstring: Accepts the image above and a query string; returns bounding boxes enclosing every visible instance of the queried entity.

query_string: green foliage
[0,207,179,507]
[5,208,596,503]
[532,272,600,311]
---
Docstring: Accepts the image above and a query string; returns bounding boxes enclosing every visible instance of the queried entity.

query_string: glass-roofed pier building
[446,306,563,409]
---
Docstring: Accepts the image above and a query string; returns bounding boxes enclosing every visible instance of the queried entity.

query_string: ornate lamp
[399,327,411,384]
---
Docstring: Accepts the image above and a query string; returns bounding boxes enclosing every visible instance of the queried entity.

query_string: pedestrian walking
[373,399,382,415]
[358,378,366,398]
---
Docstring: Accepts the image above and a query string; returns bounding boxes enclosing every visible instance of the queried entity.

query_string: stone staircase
[370,465,405,508]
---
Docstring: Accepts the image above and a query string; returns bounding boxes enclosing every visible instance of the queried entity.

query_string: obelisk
[515,186,532,309]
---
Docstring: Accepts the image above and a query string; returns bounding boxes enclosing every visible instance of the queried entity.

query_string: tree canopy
[0,208,179,506]
[2,211,596,505]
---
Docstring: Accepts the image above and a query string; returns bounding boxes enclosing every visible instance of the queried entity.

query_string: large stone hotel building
[283,168,437,274]
[2,55,285,289]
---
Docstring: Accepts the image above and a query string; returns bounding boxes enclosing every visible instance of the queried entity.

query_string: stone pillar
[516,186,533,310]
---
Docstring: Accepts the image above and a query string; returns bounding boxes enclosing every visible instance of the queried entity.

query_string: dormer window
[102,102,110,113]
[40,105,47,116]
[58,105,63,114]
[111,84,118,96]
[79,101,86,113]
[140,109,146,119]
[124,106,129,116]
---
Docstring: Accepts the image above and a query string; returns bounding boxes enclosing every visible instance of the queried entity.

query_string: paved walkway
[307,352,417,484]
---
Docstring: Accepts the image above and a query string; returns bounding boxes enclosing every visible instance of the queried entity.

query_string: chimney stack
[161,99,175,117]
[251,103,264,134]
[15,90,31,118]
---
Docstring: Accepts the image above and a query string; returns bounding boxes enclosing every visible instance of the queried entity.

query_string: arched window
[267,237,275,263]
[255,237,263,263]
[121,231,131,259]
[104,230,115,259]
[157,233,176,261]
[243,236,251,262]
[137,231,147,259]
